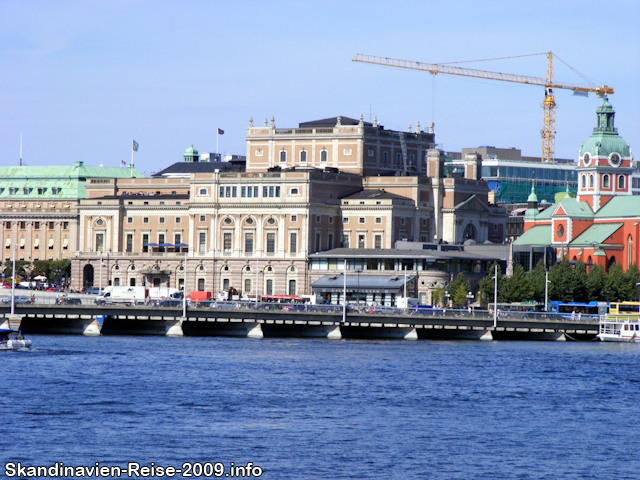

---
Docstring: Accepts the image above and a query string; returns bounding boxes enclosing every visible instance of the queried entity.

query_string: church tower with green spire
[576,98,633,212]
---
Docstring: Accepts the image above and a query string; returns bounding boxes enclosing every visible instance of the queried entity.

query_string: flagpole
[130,139,134,178]
[216,129,219,156]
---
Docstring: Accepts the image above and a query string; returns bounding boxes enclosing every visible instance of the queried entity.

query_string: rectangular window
[19,222,25,230]
[4,222,10,229]
[176,217,181,224]
[143,217,149,224]
[245,232,254,254]
[291,215,297,222]
[266,279,273,295]
[315,232,321,252]
[158,233,165,252]
[96,233,104,252]
[48,222,54,229]
[316,215,321,223]
[34,222,40,229]
[275,186,280,197]
[241,186,246,197]
[200,215,206,222]
[343,217,349,224]
[359,217,365,224]
[375,234,382,249]
[254,186,259,198]
[375,217,382,224]
[130,278,136,286]
[199,232,206,253]
[220,186,224,197]
[401,217,405,225]
[174,234,181,251]
[159,217,165,224]
[358,234,365,249]
[263,186,268,197]
[244,278,252,295]
[328,234,333,250]
[266,233,275,253]
[142,234,149,252]
[342,234,349,248]
[269,186,274,197]
[290,232,297,253]
[329,217,333,224]
[232,186,237,197]
[223,232,232,253]
[223,278,230,291]
[114,278,120,286]
[198,278,205,291]
[247,186,252,198]
[288,279,296,296]
[225,187,231,198]
[127,217,133,224]
[126,234,133,252]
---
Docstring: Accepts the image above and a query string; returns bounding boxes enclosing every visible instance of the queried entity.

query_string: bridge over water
[1,303,600,342]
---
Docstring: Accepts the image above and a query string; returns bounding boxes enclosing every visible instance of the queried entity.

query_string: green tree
[502,265,534,303]
[478,262,502,305]
[572,260,589,303]
[605,263,627,302]
[586,264,606,301]
[622,264,640,302]
[548,258,574,302]
[3,260,31,281]
[32,260,52,280]
[447,273,471,307]
[431,285,445,307]
[527,260,547,304]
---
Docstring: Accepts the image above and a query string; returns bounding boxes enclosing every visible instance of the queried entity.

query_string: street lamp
[466,291,474,312]
[544,270,551,311]
[491,264,498,328]
[444,291,450,308]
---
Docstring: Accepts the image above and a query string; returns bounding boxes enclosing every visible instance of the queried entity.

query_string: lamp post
[11,244,16,315]
[182,248,188,317]
[492,264,498,328]
[255,258,259,304]
[544,270,551,311]
[342,259,347,323]
[98,251,103,296]
[466,291,474,312]
[445,291,450,309]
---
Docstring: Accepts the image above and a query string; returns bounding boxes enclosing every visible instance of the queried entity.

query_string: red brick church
[515,98,636,271]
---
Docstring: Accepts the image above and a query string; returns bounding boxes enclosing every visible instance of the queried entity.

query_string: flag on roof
[217,128,224,135]
[121,160,126,165]
[133,140,139,152]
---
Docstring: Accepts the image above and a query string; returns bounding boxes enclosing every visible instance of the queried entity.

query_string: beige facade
[70,116,506,298]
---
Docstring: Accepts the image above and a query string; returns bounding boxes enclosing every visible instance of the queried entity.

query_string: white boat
[598,315,640,343]
[0,328,32,351]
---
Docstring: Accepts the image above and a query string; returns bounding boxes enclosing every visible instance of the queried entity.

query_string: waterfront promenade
[0,298,599,341]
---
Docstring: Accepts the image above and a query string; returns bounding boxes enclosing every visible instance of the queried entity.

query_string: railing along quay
[0,300,600,342]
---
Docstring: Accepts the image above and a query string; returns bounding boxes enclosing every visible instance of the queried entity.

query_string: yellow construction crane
[352,53,614,162]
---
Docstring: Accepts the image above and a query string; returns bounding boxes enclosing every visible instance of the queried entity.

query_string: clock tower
[576,98,633,212]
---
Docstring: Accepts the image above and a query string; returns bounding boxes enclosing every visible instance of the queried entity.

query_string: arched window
[299,150,307,163]
[463,223,476,240]
[320,150,328,163]
[628,236,633,267]
[280,150,287,163]
[618,175,626,190]
[589,174,594,188]
[603,174,610,189]
[581,174,586,189]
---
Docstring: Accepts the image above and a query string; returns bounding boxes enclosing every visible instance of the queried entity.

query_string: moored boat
[598,315,640,343]
[0,328,32,351]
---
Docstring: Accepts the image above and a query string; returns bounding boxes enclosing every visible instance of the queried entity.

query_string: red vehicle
[47,287,61,292]
[186,291,212,303]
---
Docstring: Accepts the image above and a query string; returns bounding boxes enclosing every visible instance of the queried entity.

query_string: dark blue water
[2,336,639,479]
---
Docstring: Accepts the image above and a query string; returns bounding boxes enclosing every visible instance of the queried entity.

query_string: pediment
[453,195,492,213]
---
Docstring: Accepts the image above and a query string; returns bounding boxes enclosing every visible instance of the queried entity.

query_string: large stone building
[0,162,143,266]
[71,116,506,304]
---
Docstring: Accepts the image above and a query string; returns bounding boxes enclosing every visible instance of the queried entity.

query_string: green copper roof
[184,145,198,156]
[579,98,630,158]
[0,162,144,180]
[570,222,623,246]
[552,196,594,218]
[527,182,538,203]
[595,196,640,218]
[513,225,551,246]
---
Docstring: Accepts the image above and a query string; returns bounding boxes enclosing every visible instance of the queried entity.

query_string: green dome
[184,145,199,156]
[527,182,538,203]
[579,98,630,158]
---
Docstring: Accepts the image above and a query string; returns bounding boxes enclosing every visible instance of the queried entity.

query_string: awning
[34,237,40,247]
[62,238,69,247]
[19,237,25,246]
[310,274,415,294]
[48,237,54,247]
[5,237,11,248]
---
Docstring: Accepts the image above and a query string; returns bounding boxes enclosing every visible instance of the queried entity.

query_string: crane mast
[352,53,614,162]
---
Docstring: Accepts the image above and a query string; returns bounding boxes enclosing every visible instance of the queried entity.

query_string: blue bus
[548,301,607,317]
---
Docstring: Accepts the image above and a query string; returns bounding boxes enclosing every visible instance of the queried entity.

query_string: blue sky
[1,0,638,175]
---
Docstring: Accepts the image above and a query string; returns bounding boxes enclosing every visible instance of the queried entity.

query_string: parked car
[56,296,82,305]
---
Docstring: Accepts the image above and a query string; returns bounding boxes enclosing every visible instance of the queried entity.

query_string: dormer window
[37,188,45,194]
[51,187,60,195]
[23,188,30,195]
[8,188,16,195]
